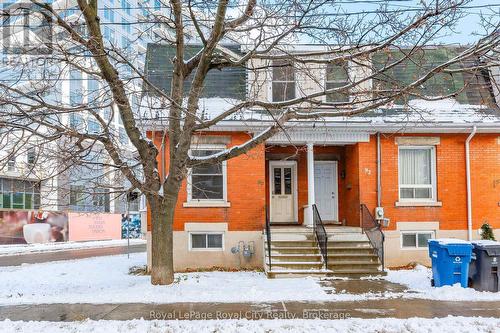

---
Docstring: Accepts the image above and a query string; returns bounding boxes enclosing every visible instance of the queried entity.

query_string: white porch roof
[265,128,370,145]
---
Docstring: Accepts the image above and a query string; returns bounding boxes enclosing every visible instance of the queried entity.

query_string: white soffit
[266,128,370,144]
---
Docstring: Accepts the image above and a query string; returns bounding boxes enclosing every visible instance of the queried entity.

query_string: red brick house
[144,45,500,277]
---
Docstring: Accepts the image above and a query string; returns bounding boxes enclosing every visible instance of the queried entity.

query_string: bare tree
[0,0,498,284]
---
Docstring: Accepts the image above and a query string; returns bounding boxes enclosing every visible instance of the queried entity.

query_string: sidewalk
[0,241,146,266]
[0,299,499,321]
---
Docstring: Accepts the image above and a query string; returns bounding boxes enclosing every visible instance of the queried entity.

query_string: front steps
[264,226,386,279]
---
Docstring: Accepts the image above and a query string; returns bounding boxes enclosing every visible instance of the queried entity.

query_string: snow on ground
[1,317,499,333]
[0,254,499,305]
[0,253,330,305]
[0,239,146,256]
[385,265,500,301]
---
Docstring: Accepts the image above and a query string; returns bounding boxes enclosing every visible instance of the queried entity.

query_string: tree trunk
[149,163,185,285]
[149,195,175,285]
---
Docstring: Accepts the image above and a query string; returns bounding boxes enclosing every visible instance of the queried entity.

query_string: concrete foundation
[384,227,500,267]
[147,231,263,271]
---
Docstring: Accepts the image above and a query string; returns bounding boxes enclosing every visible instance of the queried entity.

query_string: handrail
[360,204,385,270]
[265,205,272,271]
[312,204,328,268]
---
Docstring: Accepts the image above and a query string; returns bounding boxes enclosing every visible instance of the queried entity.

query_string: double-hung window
[325,61,349,103]
[272,60,295,102]
[398,146,436,201]
[188,146,227,203]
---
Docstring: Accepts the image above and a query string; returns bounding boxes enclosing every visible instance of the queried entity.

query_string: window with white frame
[398,146,436,201]
[7,156,16,171]
[325,61,349,103]
[272,60,295,102]
[188,147,227,202]
[190,233,223,250]
[401,231,434,248]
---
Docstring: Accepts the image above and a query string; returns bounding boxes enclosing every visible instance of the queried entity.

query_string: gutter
[465,126,477,241]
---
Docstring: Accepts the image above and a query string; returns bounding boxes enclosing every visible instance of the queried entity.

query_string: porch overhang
[265,128,370,145]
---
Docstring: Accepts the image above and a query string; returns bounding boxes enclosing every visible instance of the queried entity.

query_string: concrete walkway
[1,299,499,321]
[0,243,146,266]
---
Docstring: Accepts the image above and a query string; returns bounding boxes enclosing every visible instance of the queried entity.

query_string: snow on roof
[139,95,500,130]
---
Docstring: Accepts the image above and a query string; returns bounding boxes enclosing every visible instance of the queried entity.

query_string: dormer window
[272,60,295,102]
[325,61,349,103]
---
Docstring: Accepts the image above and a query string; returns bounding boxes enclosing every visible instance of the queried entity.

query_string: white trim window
[189,232,224,251]
[271,60,295,102]
[325,61,349,103]
[187,145,227,204]
[401,231,434,249]
[398,146,437,201]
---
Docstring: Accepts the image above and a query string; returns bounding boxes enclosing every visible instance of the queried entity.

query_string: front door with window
[314,161,338,222]
[269,161,297,223]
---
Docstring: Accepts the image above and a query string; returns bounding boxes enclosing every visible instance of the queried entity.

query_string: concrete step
[328,253,379,263]
[328,241,372,248]
[267,240,317,247]
[268,233,315,241]
[328,247,375,255]
[328,234,369,242]
[325,226,362,233]
[265,269,329,279]
[266,262,323,270]
[269,247,320,255]
[326,269,387,278]
[265,268,386,279]
[268,254,322,262]
[327,261,381,271]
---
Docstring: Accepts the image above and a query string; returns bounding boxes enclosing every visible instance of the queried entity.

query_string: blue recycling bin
[428,239,473,287]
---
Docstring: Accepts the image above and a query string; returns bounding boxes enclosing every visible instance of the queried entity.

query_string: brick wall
[147,130,500,233]
[147,131,266,232]
[359,133,500,231]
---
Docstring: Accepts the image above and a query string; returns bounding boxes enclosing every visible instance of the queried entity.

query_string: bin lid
[472,240,499,246]
[431,238,472,256]
[435,238,471,245]
[472,240,500,256]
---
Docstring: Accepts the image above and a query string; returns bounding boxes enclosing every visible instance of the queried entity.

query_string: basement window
[401,231,434,249]
[189,233,224,251]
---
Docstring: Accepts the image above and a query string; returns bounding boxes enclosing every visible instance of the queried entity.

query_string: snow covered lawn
[0,253,329,305]
[0,253,499,305]
[0,239,146,256]
[1,317,499,333]
[385,265,500,301]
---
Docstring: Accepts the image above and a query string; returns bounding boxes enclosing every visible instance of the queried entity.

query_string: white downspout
[465,126,477,241]
[377,132,381,207]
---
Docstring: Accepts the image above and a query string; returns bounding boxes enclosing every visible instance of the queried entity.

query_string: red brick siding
[359,133,500,230]
[146,131,266,232]
[147,130,500,232]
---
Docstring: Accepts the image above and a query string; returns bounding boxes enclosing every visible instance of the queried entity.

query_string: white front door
[314,161,338,222]
[269,161,297,223]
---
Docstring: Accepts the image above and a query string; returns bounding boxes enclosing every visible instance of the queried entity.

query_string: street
[0,244,146,267]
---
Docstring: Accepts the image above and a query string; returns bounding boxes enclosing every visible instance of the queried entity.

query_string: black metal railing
[360,204,385,270]
[312,204,328,268]
[265,205,272,271]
